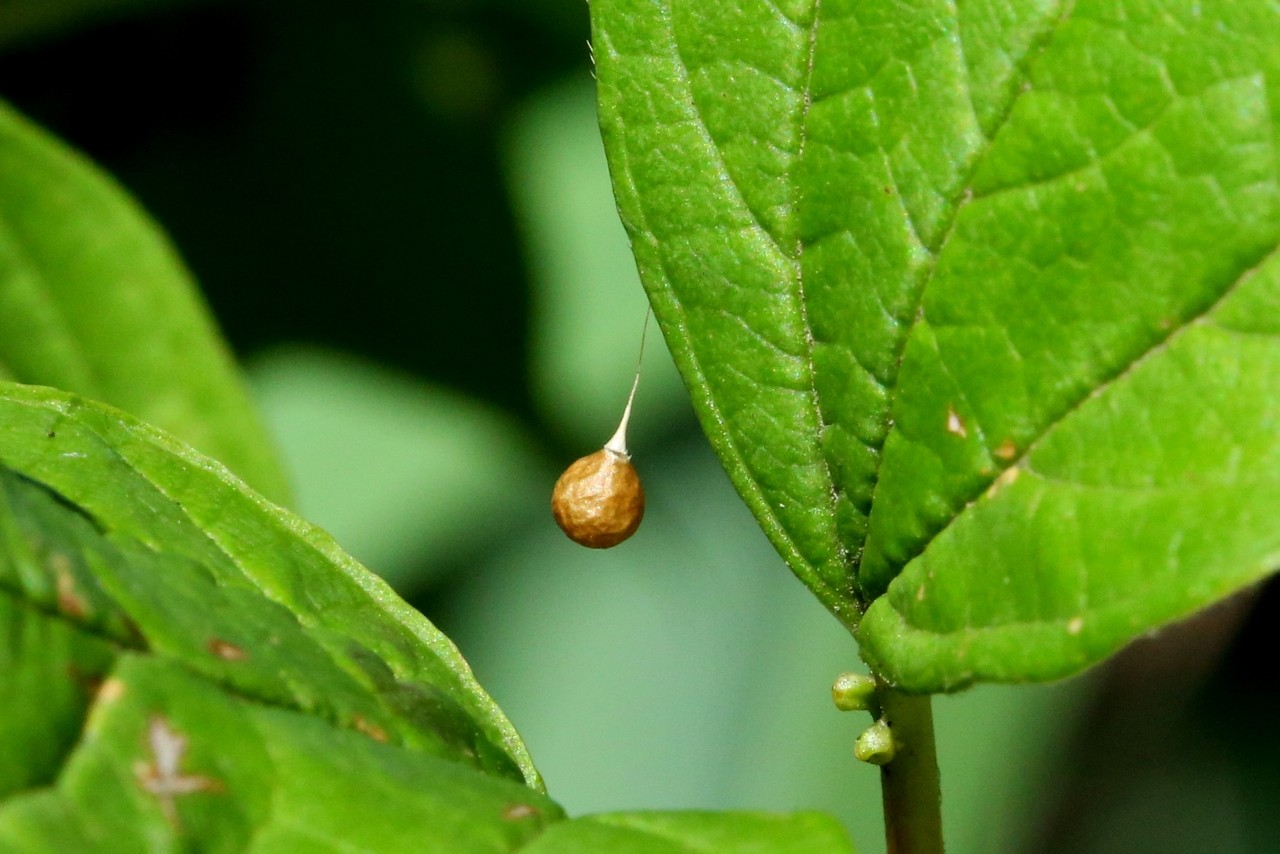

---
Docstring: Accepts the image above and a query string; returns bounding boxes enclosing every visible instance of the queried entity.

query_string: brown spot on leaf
[993,439,1017,462]
[134,715,223,827]
[986,466,1021,498]
[502,803,540,822]
[65,664,103,696]
[352,714,389,743]
[945,406,967,439]
[54,560,88,619]
[207,639,248,661]
[98,677,126,704]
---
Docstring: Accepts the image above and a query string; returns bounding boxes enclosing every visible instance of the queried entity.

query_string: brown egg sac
[551,448,645,548]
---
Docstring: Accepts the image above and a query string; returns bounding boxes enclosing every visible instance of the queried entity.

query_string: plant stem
[876,683,943,854]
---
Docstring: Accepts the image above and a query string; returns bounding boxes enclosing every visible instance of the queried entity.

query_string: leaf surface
[592,0,1280,688]
[0,381,539,788]
[0,654,561,852]
[0,592,116,798]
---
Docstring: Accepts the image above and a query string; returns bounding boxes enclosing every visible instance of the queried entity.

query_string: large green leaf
[0,101,288,503]
[591,0,1280,689]
[0,381,539,790]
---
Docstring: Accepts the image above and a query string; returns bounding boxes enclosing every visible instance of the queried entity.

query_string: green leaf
[591,0,1280,688]
[0,381,540,791]
[520,810,854,853]
[0,592,116,798]
[0,101,288,504]
[0,654,562,852]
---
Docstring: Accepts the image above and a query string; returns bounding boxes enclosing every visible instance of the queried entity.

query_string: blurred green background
[2,2,1276,852]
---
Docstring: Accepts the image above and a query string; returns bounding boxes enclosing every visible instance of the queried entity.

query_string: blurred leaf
[0,381,540,792]
[0,100,288,503]
[0,655,562,851]
[591,1,1280,689]
[504,77,690,448]
[0,0,200,51]
[521,809,854,853]
[249,347,548,591]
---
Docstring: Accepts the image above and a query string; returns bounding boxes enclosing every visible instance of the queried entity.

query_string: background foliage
[1,1,1277,851]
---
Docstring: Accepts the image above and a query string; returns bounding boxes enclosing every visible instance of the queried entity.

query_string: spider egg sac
[550,448,645,548]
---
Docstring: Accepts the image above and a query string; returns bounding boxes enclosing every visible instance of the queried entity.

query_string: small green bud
[831,672,877,711]
[855,720,896,766]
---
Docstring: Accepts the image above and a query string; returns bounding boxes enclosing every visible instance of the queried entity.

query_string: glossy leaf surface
[591,0,1280,689]
[0,382,538,789]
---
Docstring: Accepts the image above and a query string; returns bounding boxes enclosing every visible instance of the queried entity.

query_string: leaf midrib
[852,2,1280,601]
[837,2,1077,600]
[791,0,851,579]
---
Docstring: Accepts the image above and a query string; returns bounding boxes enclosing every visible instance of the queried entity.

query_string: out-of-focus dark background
[2,3,1275,851]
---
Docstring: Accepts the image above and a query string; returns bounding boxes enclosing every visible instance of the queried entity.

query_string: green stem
[876,683,943,854]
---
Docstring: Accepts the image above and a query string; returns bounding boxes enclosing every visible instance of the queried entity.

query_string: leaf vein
[861,0,1078,580]
[901,237,1280,580]
[792,0,855,577]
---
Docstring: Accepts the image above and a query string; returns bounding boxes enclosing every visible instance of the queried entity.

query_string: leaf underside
[592,0,1280,690]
